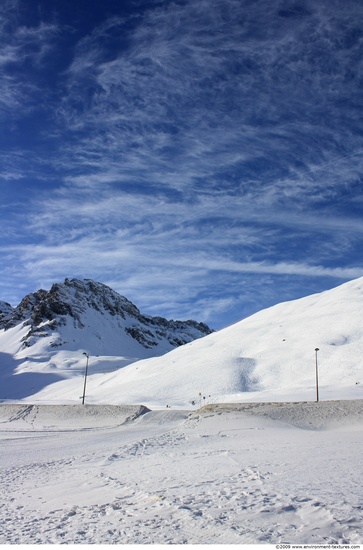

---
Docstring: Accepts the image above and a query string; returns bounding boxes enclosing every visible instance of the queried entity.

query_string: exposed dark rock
[0,301,14,325]
[1,278,213,351]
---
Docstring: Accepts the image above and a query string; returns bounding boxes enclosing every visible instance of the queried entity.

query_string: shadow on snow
[0,352,64,400]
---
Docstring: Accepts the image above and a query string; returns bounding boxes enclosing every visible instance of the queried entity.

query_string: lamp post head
[315,348,319,352]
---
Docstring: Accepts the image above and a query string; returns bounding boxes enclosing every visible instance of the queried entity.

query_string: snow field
[0,400,362,544]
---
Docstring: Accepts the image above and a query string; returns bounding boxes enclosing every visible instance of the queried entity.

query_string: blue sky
[1,0,363,329]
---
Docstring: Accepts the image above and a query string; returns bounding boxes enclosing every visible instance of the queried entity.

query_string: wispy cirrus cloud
[0,178,360,326]
[1,0,363,327]
[0,19,60,111]
[52,0,363,206]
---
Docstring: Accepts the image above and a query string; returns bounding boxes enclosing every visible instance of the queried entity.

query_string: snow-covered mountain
[22,276,363,408]
[2,276,363,406]
[1,278,212,352]
[0,278,212,400]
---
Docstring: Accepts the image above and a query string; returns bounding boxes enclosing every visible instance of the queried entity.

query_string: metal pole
[315,348,319,402]
[82,352,89,405]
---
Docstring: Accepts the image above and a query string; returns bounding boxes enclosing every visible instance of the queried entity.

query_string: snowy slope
[0,278,212,400]
[22,276,363,408]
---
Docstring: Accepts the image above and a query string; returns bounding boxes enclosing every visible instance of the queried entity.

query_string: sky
[1,0,363,330]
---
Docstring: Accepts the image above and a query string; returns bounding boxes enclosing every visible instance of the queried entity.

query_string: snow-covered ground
[0,400,362,544]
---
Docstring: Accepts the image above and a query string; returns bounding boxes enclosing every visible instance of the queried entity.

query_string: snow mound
[197,399,363,430]
[0,404,150,431]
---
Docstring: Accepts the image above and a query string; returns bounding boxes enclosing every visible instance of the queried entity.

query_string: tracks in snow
[0,403,362,544]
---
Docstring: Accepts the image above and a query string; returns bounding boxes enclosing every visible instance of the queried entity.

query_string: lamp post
[81,352,89,405]
[315,348,319,402]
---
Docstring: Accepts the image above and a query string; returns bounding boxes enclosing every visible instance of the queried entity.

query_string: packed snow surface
[0,400,362,544]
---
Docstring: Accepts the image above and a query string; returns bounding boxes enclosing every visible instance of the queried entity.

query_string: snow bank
[1,399,362,433]
[0,403,150,431]
[197,399,363,430]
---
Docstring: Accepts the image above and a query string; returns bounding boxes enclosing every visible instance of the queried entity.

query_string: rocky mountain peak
[1,278,213,353]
